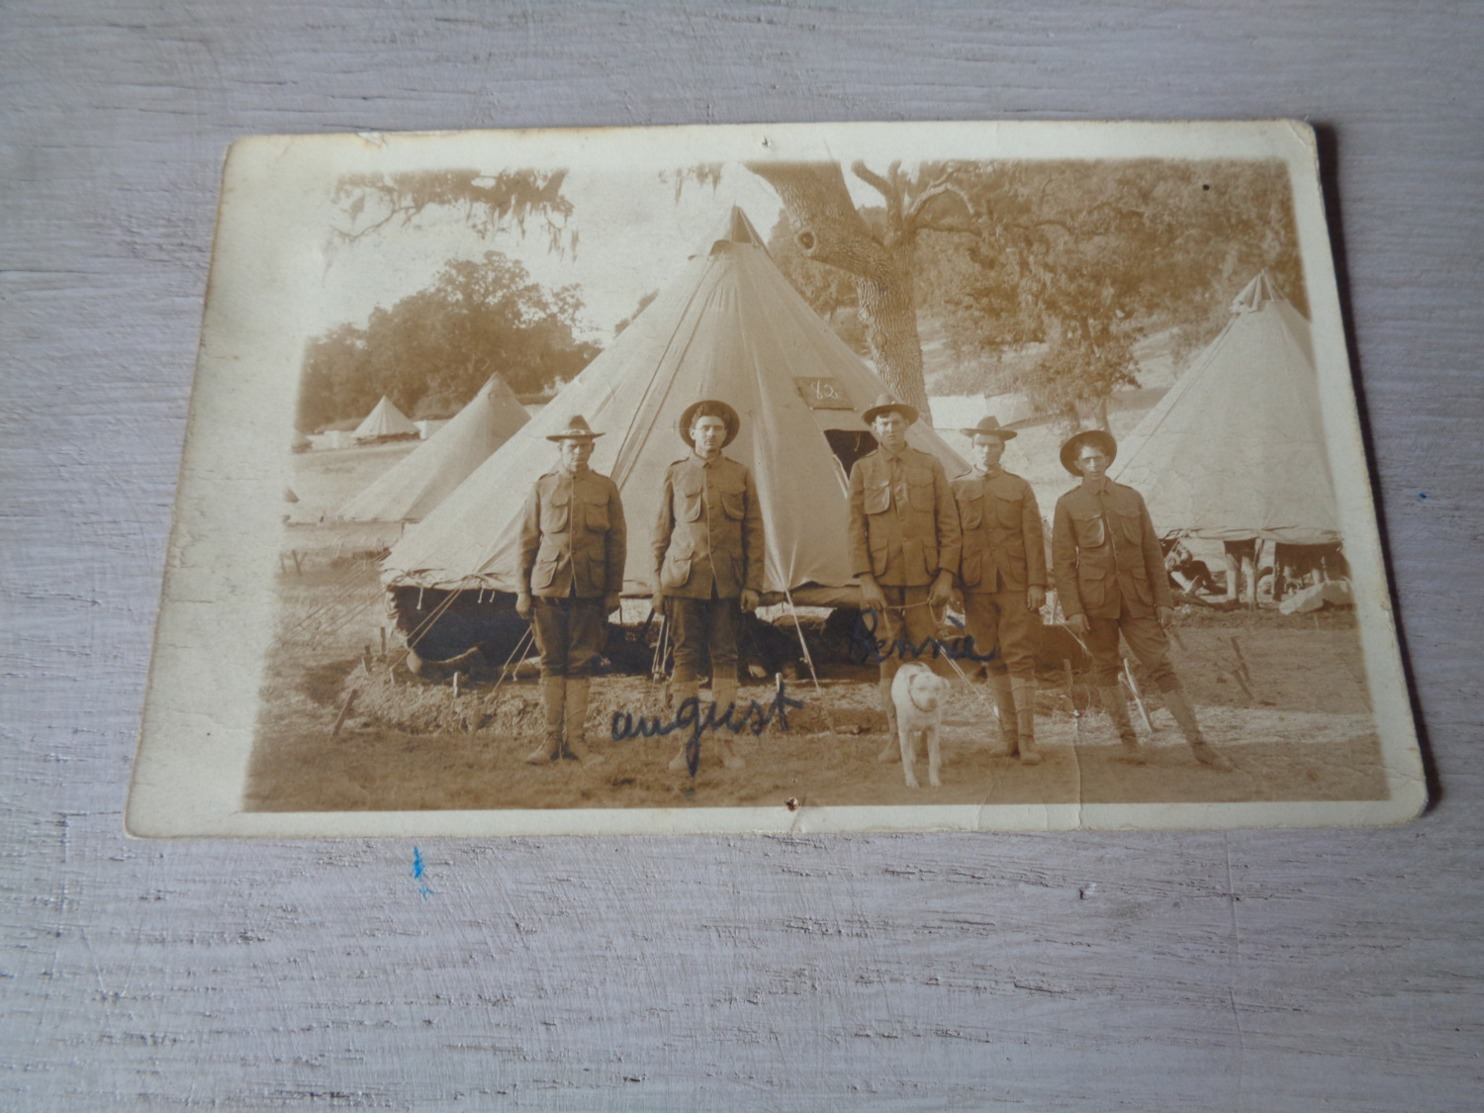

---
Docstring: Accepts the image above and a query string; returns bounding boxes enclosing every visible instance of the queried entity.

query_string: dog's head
[907,668,950,711]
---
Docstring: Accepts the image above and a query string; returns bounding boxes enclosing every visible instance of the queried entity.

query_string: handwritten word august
[848,609,995,666]
[610,683,806,749]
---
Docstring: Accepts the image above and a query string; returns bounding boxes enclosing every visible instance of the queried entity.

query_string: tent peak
[1232,270,1289,315]
[705,206,766,255]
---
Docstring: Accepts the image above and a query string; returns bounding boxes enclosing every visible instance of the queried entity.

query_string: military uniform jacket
[1051,478,1171,620]
[952,468,1046,593]
[517,468,626,599]
[652,453,764,599]
[847,445,962,587]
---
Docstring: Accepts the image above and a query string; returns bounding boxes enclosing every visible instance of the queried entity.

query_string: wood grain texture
[3,0,1481,1107]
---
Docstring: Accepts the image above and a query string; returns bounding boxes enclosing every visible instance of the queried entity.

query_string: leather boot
[527,676,566,764]
[877,676,901,763]
[987,673,1019,757]
[1010,676,1041,764]
[563,676,600,764]
[1099,684,1144,764]
[713,677,745,769]
[1164,688,1233,770]
[668,679,700,771]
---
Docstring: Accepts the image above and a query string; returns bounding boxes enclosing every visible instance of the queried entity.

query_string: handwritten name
[610,683,806,749]
[848,609,995,666]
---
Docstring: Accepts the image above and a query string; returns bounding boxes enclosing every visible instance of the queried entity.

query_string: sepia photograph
[127,120,1423,837]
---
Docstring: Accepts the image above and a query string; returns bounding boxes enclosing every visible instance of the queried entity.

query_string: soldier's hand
[1027,586,1046,613]
[605,595,622,617]
[515,592,532,621]
[929,570,954,610]
[1157,605,1176,629]
[1066,612,1088,635]
[859,576,887,613]
[739,589,761,614]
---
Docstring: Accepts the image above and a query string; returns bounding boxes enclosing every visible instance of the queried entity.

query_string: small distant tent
[1110,272,1340,545]
[383,206,969,618]
[338,376,529,523]
[352,395,418,442]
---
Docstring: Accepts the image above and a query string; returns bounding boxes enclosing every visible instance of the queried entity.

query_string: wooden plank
[2,0,1481,1108]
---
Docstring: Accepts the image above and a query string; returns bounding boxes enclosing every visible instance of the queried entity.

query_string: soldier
[847,394,962,761]
[1050,429,1232,770]
[515,415,626,766]
[951,416,1047,764]
[652,400,764,772]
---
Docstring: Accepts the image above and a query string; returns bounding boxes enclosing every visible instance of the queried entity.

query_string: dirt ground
[244,539,1387,815]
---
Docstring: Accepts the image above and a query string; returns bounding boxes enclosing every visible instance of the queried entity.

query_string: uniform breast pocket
[582,488,610,531]
[959,496,983,531]
[994,496,1023,529]
[720,484,746,521]
[864,482,891,516]
[906,467,935,511]
[679,479,704,522]
[1073,514,1105,549]
[1111,511,1141,545]
[543,492,571,533]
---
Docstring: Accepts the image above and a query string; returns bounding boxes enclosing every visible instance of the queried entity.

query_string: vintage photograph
[128,122,1424,836]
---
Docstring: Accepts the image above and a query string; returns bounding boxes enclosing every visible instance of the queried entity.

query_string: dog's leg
[899,716,919,789]
[927,724,942,787]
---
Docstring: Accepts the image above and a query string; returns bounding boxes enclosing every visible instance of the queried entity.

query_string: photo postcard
[126,120,1425,837]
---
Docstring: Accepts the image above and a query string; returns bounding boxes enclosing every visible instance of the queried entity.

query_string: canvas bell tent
[351,395,418,443]
[1110,272,1340,546]
[337,375,529,523]
[381,207,968,659]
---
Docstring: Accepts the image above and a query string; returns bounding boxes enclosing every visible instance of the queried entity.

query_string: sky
[309,161,851,344]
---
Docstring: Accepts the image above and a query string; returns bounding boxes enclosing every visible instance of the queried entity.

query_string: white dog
[891,663,951,788]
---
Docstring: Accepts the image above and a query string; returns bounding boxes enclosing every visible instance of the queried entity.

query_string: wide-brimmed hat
[679,399,740,448]
[1059,428,1118,476]
[861,393,920,427]
[959,415,1018,442]
[545,415,604,442]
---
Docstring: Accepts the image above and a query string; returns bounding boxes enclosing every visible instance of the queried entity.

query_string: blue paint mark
[412,847,433,900]
[1419,492,1428,500]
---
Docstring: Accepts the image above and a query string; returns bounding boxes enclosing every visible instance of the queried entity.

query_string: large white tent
[352,395,417,442]
[383,207,968,608]
[338,376,529,523]
[1110,272,1340,545]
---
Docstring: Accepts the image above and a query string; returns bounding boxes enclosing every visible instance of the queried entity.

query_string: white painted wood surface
[3,1,1480,1107]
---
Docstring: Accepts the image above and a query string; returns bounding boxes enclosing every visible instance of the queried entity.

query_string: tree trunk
[747,161,932,421]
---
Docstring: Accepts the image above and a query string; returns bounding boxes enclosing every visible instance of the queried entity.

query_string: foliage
[330,168,576,257]
[915,159,1305,426]
[297,252,599,431]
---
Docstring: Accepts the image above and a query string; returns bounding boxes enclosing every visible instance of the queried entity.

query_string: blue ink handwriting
[610,682,806,751]
[848,609,995,666]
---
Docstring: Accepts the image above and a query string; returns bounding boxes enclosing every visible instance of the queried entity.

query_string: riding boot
[563,676,600,764]
[668,679,700,771]
[1010,676,1041,764]
[1164,688,1233,770]
[877,676,901,762]
[713,677,744,769]
[1099,684,1144,764]
[987,673,1019,757]
[527,675,566,764]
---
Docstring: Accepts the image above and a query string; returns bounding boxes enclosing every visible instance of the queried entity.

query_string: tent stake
[331,688,359,738]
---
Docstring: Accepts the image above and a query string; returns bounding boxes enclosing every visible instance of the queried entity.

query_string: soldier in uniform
[652,399,764,772]
[515,415,626,765]
[847,394,962,760]
[951,416,1047,764]
[1050,429,1232,770]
